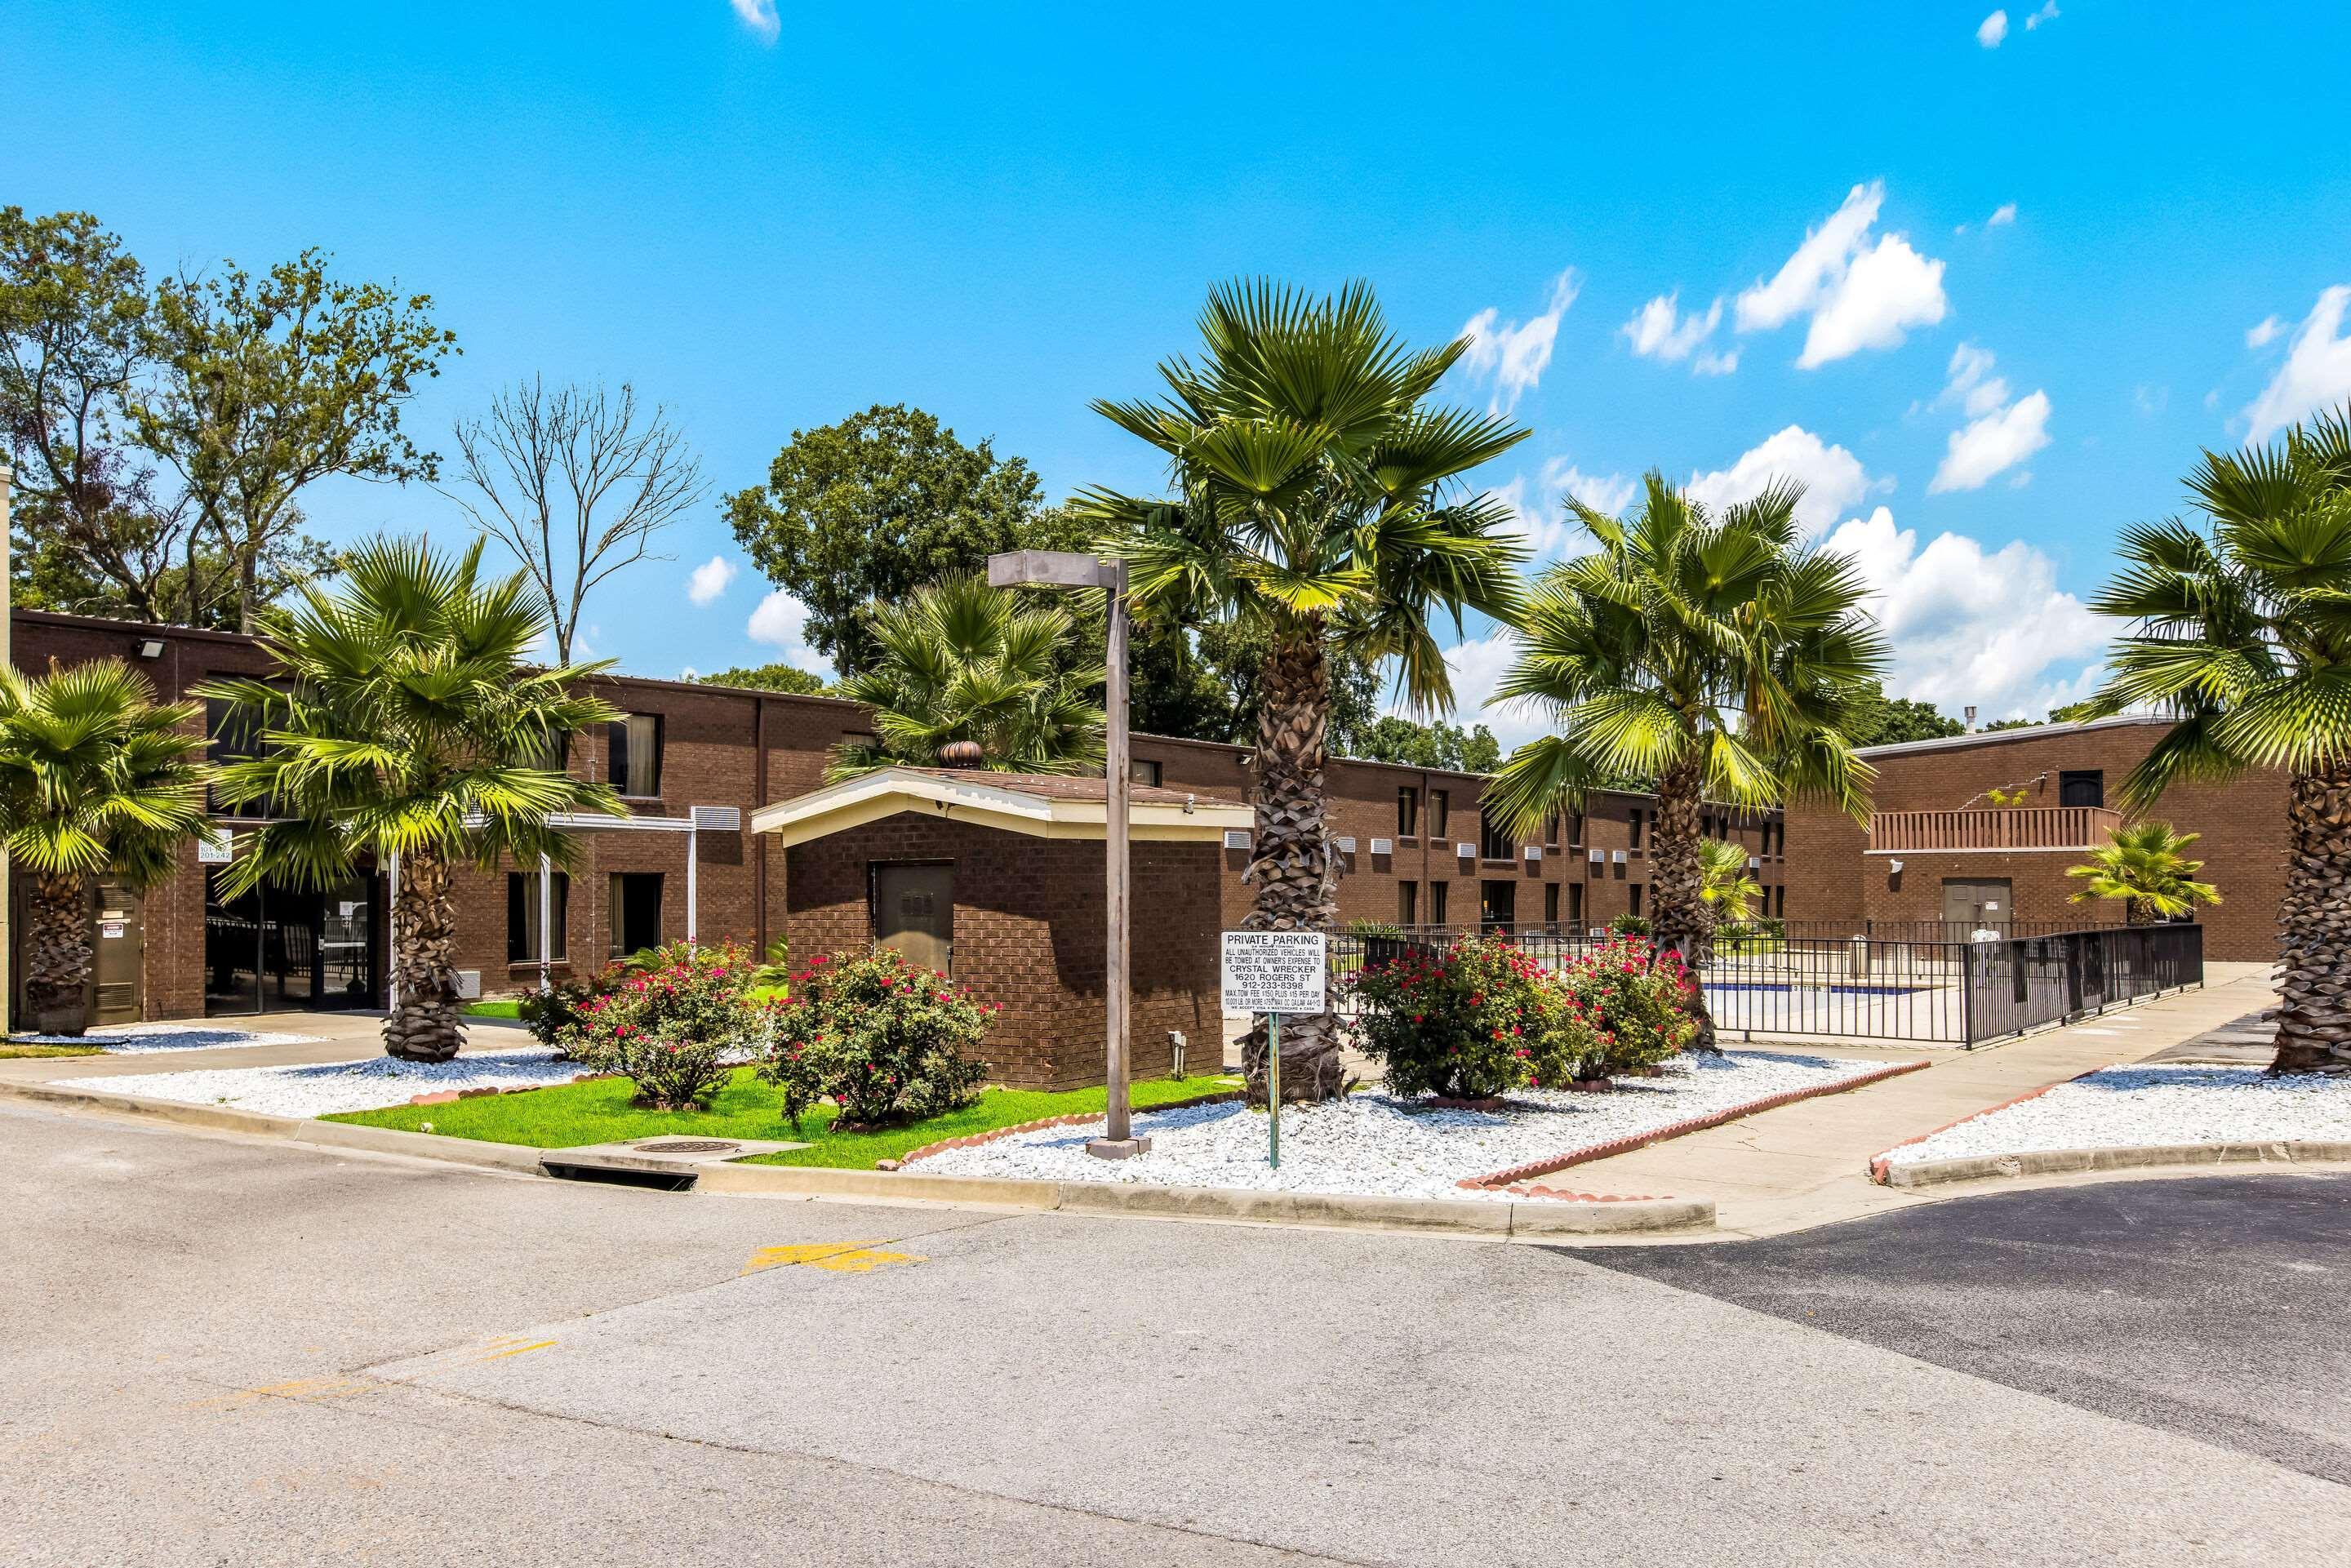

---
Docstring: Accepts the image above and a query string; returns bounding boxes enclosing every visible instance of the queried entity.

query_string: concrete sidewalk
[1566,967,2283,1241]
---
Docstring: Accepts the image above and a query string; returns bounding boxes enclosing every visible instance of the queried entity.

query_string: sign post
[1220,931,1327,1169]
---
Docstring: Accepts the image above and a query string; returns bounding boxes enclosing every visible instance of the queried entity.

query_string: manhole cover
[633,1139,742,1154]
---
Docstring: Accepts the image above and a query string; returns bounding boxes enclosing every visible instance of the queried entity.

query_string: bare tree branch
[447,376,705,663]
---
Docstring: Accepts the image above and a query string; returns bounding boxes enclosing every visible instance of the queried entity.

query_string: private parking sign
[1220,930,1327,1015]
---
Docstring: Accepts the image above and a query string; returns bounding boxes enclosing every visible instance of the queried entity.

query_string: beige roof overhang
[748,766,1253,847]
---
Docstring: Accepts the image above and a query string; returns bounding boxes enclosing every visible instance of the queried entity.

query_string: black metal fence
[1332,920,2202,1047]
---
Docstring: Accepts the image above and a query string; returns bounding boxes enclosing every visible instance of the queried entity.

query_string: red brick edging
[1459,1059,1933,1192]
[893,1090,1245,1168]
[1865,1062,2118,1184]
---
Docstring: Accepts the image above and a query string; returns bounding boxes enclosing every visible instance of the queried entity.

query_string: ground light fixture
[986,549,1148,1159]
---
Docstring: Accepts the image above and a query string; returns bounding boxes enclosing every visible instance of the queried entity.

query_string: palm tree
[197,537,623,1061]
[1483,475,1886,1048]
[1082,280,1528,1102]
[1698,837,1764,930]
[0,661,208,1034]
[2066,822,2220,924]
[2082,403,2351,1073]
[827,575,1104,779]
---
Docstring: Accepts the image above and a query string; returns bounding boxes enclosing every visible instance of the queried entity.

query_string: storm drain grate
[633,1139,742,1154]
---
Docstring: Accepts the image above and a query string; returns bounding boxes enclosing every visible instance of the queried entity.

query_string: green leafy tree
[1483,474,1886,1049]
[724,404,1047,673]
[829,575,1104,779]
[2066,822,2220,925]
[0,660,208,1033]
[2047,699,2103,724]
[197,538,621,1062]
[1697,837,1764,929]
[1085,280,1528,1102]
[135,250,457,632]
[2082,404,2351,1073]
[1846,684,1962,747]
[698,662,830,695]
[1352,714,1503,772]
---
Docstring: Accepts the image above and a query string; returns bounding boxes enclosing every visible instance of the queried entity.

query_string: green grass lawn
[462,999,522,1019]
[0,1042,104,1059]
[326,1066,1241,1169]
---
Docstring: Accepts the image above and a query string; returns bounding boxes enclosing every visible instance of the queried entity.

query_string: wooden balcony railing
[1869,806,2122,853]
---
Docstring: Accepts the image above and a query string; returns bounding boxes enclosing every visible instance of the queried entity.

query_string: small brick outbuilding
[751,767,1251,1090]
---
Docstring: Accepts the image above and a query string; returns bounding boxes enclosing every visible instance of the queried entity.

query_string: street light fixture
[986,549,1149,1159]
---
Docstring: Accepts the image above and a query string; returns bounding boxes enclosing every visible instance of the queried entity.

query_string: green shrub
[1344,935,1584,1099]
[1562,935,1701,1072]
[517,971,619,1051]
[1607,913,1651,935]
[567,940,770,1109]
[759,948,993,1130]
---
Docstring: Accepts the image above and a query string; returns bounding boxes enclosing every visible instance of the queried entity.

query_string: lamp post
[986,549,1148,1158]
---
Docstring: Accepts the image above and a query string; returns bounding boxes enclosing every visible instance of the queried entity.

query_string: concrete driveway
[3,1095,2344,1567]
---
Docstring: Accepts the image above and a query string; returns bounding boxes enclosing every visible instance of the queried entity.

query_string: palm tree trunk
[23,871,94,1035]
[2273,762,2351,1074]
[384,846,466,1063]
[1238,629,1346,1104]
[1647,748,1720,1052]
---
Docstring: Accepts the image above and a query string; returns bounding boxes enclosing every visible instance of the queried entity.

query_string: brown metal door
[1941,878,2012,932]
[874,864,954,975]
[93,880,143,1024]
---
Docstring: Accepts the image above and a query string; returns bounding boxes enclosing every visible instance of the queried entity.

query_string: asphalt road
[4,1097,2346,1567]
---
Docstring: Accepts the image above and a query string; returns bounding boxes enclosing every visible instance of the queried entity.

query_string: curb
[1462,1059,1932,1189]
[1865,1066,2105,1183]
[1878,1139,2351,1188]
[896,1090,1243,1166]
[0,1077,1713,1238]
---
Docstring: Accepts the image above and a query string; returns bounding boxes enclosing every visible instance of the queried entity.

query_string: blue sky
[9,2,2350,738]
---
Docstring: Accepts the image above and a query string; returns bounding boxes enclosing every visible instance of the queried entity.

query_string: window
[1430,881,1449,925]
[1629,809,1643,849]
[1397,785,1420,838]
[2059,770,2105,808]
[1431,789,1450,838]
[609,872,664,958]
[1569,811,1585,846]
[206,688,279,819]
[1479,811,1513,861]
[1130,758,1162,788]
[1629,882,1644,917]
[1398,882,1418,925]
[1568,882,1584,929]
[525,727,570,774]
[1544,812,1561,849]
[1775,884,1786,917]
[1544,883,1560,926]
[608,713,664,798]
[507,871,569,963]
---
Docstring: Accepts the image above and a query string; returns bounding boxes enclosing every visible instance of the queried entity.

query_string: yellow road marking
[474,1339,557,1361]
[742,1242,924,1276]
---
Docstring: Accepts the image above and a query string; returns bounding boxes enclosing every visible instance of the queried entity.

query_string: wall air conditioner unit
[1524,846,1542,862]
[690,805,741,832]
[1368,837,1393,856]
[1455,842,1475,859]
[1749,855,1761,870]
[1611,850,1629,864]
[1588,848,1605,864]
[456,969,483,1001]
[1222,829,1251,851]
[1335,836,1357,854]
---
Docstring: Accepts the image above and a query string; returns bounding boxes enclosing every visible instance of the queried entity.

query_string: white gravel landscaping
[7,1022,326,1054]
[51,1047,585,1118]
[1885,1064,2351,1169]
[917,1049,1902,1201]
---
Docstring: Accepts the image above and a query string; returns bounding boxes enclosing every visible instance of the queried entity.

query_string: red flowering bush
[758,947,993,1130]
[566,939,770,1109]
[1344,936,1582,1099]
[1558,935,1703,1072]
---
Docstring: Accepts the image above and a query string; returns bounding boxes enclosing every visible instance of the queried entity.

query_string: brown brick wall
[784,811,1221,1089]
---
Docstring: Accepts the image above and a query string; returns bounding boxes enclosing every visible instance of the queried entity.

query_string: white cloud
[1458,269,1580,413]
[2246,314,2287,349]
[1687,425,1876,536]
[1620,291,1726,369]
[1931,389,2053,492]
[2242,286,2351,445]
[1827,506,2110,722]
[1936,342,2011,418]
[729,0,780,44]
[1491,457,1637,561]
[1425,629,1553,751]
[1734,182,1949,367]
[747,588,834,676]
[2024,1,2060,29]
[1976,11,2009,48]
[2134,384,2169,418]
[1692,347,1740,376]
[1986,202,2017,227]
[686,554,738,606]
